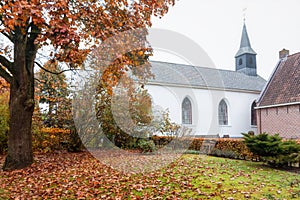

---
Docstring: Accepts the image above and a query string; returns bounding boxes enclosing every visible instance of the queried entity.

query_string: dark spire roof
[235,23,257,57]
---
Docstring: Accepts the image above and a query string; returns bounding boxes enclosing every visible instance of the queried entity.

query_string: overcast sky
[150,0,300,79]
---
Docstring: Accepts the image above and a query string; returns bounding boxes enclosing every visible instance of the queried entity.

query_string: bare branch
[0,66,12,83]
[34,77,42,83]
[0,55,13,73]
[35,61,75,75]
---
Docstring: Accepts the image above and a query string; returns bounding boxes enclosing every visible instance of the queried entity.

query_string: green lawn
[0,152,299,199]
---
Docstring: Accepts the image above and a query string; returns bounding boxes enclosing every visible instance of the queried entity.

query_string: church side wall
[219,91,258,137]
[257,104,300,138]
[146,84,259,137]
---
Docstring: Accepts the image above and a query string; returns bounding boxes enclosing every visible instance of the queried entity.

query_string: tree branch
[0,66,12,83]
[35,61,74,75]
[34,77,42,83]
[0,55,13,73]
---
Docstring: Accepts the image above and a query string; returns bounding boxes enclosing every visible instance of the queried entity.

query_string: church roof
[235,23,257,57]
[148,61,266,92]
[257,52,300,107]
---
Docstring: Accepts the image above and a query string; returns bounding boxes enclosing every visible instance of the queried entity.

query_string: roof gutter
[147,81,261,94]
[255,101,300,109]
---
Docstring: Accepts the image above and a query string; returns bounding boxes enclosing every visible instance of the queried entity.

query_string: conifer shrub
[243,133,300,167]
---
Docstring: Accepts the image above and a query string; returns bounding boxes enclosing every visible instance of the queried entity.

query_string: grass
[0,152,299,199]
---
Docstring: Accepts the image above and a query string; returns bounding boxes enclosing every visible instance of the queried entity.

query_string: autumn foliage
[0,0,175,170]
[0,78,9,153]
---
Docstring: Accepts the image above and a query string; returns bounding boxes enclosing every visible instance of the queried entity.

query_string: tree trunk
[2,27,36,170]
[3,82,34,170]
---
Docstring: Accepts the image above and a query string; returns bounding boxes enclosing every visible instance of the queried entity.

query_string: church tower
[235,23,257,76]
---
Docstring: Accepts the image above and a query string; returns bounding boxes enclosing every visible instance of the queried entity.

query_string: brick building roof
[257,52,300,107]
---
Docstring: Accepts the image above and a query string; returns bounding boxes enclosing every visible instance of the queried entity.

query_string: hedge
[151,136,257,160]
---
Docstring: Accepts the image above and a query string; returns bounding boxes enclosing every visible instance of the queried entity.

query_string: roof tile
[148,61,266,92]
[258,53,300,106]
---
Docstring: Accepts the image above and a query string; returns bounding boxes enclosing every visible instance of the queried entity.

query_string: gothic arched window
[218,99,228,125]
[182,97,192,124]
[251,101,257,126]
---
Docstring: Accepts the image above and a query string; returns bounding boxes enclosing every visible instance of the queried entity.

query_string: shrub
[151,136,255,160]
[32,127,70,152]
[214,138,255,160]
[137,139,157,153]
[243,133,282,157]
[189,138,204,150]
[243,133,300,167]
[0,91,9,154]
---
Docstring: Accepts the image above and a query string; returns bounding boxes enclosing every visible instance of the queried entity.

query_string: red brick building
[256,49,300,138]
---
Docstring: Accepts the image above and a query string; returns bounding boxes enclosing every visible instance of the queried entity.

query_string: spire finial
[243,8,247,23]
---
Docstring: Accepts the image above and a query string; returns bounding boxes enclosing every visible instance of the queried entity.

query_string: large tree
[0,0,174,170]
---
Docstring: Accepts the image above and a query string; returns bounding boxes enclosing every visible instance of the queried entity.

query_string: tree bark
[3,80,34,170]
[2,27,36,170]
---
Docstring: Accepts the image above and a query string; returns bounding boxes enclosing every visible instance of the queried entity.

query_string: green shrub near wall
[243,133,300,167]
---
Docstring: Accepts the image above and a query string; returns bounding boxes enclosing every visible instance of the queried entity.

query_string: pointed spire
[235,22,256,57]
[240,23,251,48]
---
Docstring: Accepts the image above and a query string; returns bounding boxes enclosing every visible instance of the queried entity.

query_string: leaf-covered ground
[0,151,299,199]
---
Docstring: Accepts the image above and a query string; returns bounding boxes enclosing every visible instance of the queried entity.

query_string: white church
[146,23,266,137]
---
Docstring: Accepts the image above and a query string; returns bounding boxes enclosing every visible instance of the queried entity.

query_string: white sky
[150,0,300,79]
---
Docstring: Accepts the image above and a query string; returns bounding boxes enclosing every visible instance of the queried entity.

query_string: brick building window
[218,99,228,125]
[182,97,192,124]
[251,101,257,126]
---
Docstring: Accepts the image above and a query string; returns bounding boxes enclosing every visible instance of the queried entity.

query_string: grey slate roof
[235,23,257,57]
[148,61,266,92]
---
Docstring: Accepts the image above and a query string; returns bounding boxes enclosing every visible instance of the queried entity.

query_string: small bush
[243,133,282,157]
[243,132,300,167]
[137,139,156,153]
[33,127,70,152]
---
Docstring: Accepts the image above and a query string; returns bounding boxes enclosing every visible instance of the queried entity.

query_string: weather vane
[243,8,247,22]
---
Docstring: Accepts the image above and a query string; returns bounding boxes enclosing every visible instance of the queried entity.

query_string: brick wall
[257,104,300,138]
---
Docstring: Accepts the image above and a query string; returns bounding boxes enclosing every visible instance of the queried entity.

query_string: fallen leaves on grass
[0,152,299,199]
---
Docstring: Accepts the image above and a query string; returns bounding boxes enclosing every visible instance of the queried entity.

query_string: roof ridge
[150,60,266,79]
[150,60,237,73]
[287,52,300,57]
